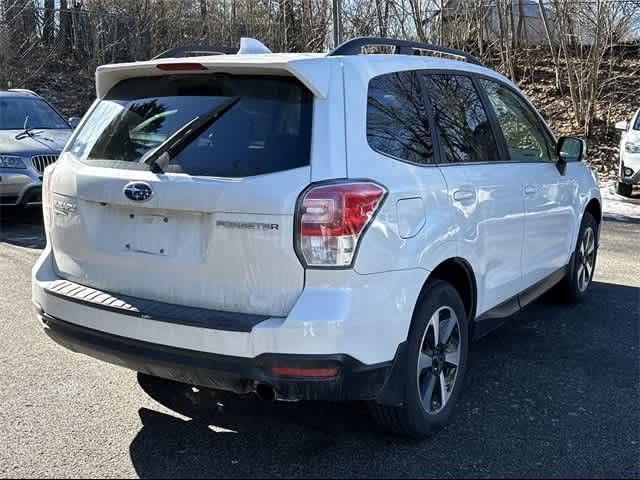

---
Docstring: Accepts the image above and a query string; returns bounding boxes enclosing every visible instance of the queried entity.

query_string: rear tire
[368,280,469,438]
[616,181,633,197]
[555,211,598,303]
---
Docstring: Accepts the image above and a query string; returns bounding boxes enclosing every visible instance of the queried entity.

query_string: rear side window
[68,74,313,177]
[425,74,499,163]
[367,71,435,165]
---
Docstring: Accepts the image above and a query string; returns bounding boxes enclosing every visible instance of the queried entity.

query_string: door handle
[453,190,476,202]
[524,184,538,195]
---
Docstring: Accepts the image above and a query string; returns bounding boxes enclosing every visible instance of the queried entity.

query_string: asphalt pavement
[0,207,638,478]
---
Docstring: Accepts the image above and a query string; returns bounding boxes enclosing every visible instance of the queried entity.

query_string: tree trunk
[375,0,389,37]
[281,0,297,52]
[42,0,55,45]
[408,0,426,43]
[538,0,562,93]
[517,0,528,47]
[59,0,72,52]
[200,0,208,40]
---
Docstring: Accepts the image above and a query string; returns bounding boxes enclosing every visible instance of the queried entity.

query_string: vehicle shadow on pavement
[0,207,45,249]
[128,280,639,479]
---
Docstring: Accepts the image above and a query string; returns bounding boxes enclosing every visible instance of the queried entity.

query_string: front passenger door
[479,79,577,288]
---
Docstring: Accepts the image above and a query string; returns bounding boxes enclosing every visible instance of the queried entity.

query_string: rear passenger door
[422,73,526,315]
[479,78,577,288]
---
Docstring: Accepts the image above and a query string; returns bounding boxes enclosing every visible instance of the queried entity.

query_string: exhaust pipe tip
[254,382,277,402]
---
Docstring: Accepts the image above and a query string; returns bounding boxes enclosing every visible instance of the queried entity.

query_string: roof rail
[328,37,483,66]
[7,88,38,96]
[152,44,236,60]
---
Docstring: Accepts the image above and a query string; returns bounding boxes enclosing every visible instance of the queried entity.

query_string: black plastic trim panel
[40,313,397,402]
[44,279,270,333]
[473,264,567,339]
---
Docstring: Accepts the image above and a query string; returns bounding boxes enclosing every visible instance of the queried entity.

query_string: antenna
[238,37,273,55]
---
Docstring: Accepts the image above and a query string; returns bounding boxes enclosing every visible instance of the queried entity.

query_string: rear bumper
[38,310,404,402]
[32,245,425,402]
[33,246,425,365]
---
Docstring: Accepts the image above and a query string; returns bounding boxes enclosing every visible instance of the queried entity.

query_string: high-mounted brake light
[296,181,386,268]
[156,63,207,71]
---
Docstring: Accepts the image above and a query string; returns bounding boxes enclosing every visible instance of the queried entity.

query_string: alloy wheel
[416,306,461,414]
[577,226,596,292]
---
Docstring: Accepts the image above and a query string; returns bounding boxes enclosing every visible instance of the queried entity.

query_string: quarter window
[425,74,499,163]
[480,79,553,162]
[367,71,435,165]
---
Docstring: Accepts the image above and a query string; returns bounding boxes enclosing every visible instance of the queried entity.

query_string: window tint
[69,75,312,177]
[425,74,499,163]
[480,79,552,162]
[367,71,434,164]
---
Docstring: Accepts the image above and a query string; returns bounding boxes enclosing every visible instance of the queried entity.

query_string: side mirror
[556,136,586,173]
[68,117,81,129]
[615,120,629,132]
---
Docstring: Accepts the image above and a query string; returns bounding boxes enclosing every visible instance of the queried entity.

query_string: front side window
[367,71,435,165]
[480,79,553,162]
[0,98,68,130]
[633,109,640,131]
[425,74,499,163]
[68,74,312,178]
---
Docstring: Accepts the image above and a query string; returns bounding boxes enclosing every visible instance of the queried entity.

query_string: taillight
[42,163,57,233]
[270,366,339,378]
[296,181,386,268]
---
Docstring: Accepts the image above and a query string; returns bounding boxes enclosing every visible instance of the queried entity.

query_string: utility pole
[333,0,342,48]
[440,0,445,45]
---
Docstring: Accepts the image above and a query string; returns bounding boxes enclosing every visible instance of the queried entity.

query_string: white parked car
[615,108,640,197]
[32,37,602,438]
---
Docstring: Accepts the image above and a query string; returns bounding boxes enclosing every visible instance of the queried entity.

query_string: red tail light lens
[297,181,386,267]
[270,366,339,378]
[42,163,57,233]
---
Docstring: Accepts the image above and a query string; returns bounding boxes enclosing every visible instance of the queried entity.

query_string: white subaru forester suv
[33,37,602,437]
[615,107,640,197]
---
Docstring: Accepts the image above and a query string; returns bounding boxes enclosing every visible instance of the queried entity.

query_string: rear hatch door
[49,72,313,317]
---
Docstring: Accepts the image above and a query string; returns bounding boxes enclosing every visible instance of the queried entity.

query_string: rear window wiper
[140,96,240,173]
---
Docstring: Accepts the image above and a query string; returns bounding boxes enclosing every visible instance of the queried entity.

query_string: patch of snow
[600,180,640,221]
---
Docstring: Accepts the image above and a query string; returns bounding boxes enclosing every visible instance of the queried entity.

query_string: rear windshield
[68,74,313,177]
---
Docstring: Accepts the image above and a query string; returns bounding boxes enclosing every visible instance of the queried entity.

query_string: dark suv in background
[0,89,79,207]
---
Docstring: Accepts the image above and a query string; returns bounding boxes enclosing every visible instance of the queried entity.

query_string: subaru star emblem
[123,182,153,202]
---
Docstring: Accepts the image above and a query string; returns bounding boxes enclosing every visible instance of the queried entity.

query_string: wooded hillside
[1,0,639,178]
